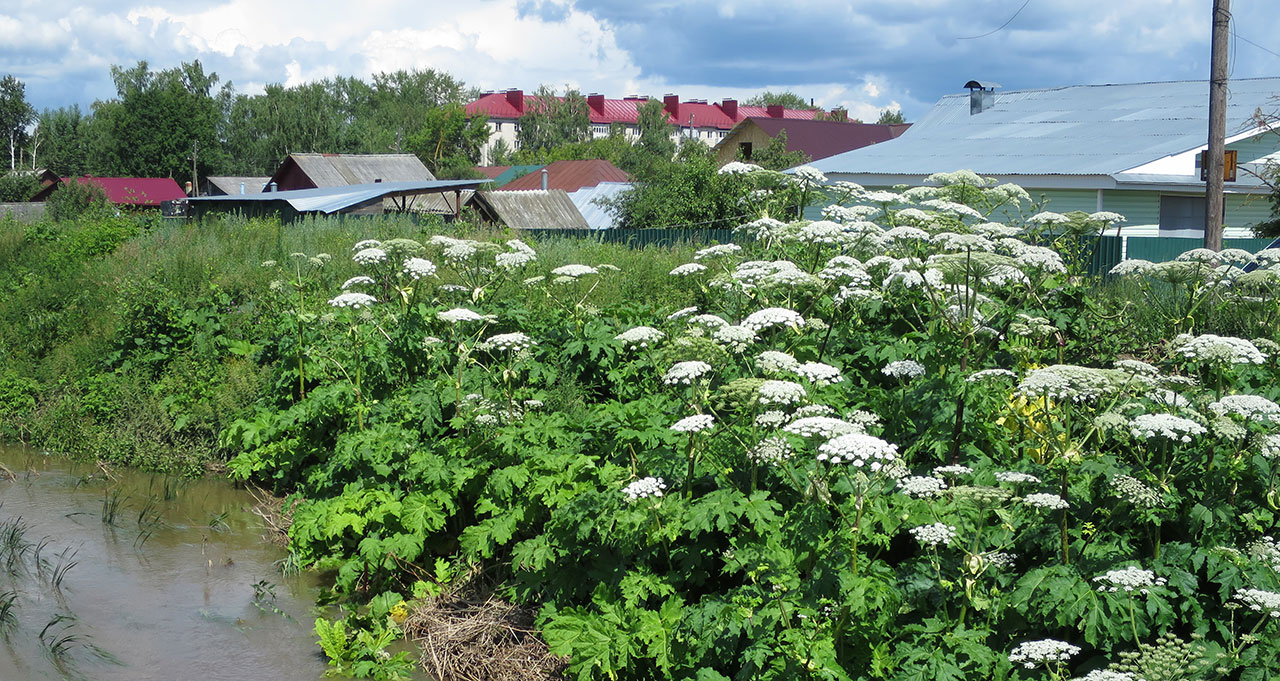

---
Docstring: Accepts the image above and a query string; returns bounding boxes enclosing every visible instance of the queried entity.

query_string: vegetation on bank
[5,169,1280,680]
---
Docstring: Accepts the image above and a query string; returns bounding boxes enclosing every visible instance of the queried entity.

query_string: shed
[203,176,270,196]
[467,190,590,230]
[185,179,489,222]
[267,153,436,191]
[499,159,630,193]
[567,182,632,230]
[30,177,188,206]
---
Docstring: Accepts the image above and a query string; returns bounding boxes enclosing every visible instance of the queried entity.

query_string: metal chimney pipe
[240,182,245,195]
[540,168,548,191]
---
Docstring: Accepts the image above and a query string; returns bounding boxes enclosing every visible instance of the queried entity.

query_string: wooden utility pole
[189,140,199,197]
[1204,0,1230,250]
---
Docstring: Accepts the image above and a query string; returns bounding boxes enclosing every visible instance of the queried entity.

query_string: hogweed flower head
[967,368,1017,383]
[817,432,898,468]
[1023,493,1070,510]
[757,350,799,374]
[353,247,388,265]
[1093,566,1167,594]
[482,332,535,352]
[329,292,377,309]
[995,471,1041,484]
[341,276,375,290]
[791,362,843,386]
[1209,394,1280,422]
[1008,639,1081,669]
[438,308,486,324]
[694,243,742,260]
[1110,475,1165,508]
[909,523,957,548]
[671,414,715,433]
[898,476,948,498]
[663,361,713,385]
[933,465,973,476]
[742,307,804,332]
[783,416,863,438]
[712,324,756,353]
[1130,413,1206,443]
[550,264,598,278]
[402,257,437,280]
[670,263,708,276]
[758,380,807,406]
[667,306,698,321]
[1233,588,1280,618]
[615,326,665,349]
[1172,333,1268,365]
[748,436,793,464]
[883,360,926,379]
[624,477,667,501]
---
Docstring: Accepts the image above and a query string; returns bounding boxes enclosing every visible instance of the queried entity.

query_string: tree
[46,179,111,222]
[620,99,676,178]
[403,104,490,178]
[34,106,91,176]
[515,86,590,154]
[744,90,816,110]
[366,69,472,151]
[749,130,811,171]
[877,108,906,124]
[89,60,231,180]
[0,172,40,201]
[1,75,35,170]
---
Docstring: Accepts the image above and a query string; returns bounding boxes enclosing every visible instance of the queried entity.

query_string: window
[591,124,610,137]
[1158,195,1217,238]
[739,142,753,161]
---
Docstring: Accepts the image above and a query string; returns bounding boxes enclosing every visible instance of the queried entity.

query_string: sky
[3,0,1280,121]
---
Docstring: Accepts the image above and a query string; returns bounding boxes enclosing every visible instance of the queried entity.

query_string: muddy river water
[0,445,332,681]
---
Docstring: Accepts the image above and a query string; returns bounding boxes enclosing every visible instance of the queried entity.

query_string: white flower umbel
[1008,639,1081,669]
[712,324,757,353]
[694,243,742,260]
[967,368,1017,383]
[1072,671,1141,681]
[1248,536,1280,572]
[1093,566,1167,594]
[550,264,598,278]
[757,350,800,374]
[817,433,898,468]
[1233,588,1280,618]
[755,410,789,428]
[791,362,843,386]
[1209,394,1280,422]
[933,465,973,476]
[758,380,807,406]
[688,314,729,328]
[663,361,713,385]
[496,251,536,270]
[615,326,665,349]
[667,306,699,321]
[1016,365,1117,403]
[341,276,375,290]
[718,161,763,175]
[898,476,948,498]
[995,471,1041,484]
[882,360,926,379]
[909,523,957,548]
[1023,493,1070,510]
[401,257,437,280]
[353,247,388,265]
[328,292,377,309]
[438,308,486,324]
[1260,433,1280,458]
[670,263,708,276]
[1130,413,1207,443]
[783,417,863,438]
[1015,245,1067,274]
[623,477,667,501]
[352,239,383,251]
[748,436,793,464]
[1109,259,1156,276]
[1172,333,1268,365]
[742,307,805,332]
[671,414,715,433]
[1027,212,1071,226]
[482,332,535,352]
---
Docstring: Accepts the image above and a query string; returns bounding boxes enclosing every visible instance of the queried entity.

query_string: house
[185,179,489,222]
[266,153,436,191]
[466,190,591,230]
[466,90,840,164]
[713,118,909,166]
[30,177,188,206]
[809,78,1280,239]
[498,159,629,193]
[203,176,270,196]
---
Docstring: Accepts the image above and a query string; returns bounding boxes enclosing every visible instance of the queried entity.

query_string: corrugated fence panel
[1125,237,1273,263]
[526,228,744,248]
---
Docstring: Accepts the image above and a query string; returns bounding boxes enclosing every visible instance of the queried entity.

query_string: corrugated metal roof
[810,78,1280,178]
[499,159,630,192]
[270,153,436,188]
[467,92,825,130]
[468,190,590,230]
[44,177,188,205]
[568,182,632,230]
[717,118,909,162]
[186,179,487,214]
[204,176,269,195]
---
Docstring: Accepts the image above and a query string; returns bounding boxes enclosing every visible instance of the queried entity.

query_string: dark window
[739,142,753,161]
[1158,195,1206,238]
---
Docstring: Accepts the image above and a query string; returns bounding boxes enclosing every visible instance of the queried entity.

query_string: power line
[957,0,1033,40]
[1234,30,1280,60]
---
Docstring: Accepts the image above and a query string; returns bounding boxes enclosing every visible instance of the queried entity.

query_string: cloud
[0,0,1276,122]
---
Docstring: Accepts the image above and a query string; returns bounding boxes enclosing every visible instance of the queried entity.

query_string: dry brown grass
[404,573,566,681]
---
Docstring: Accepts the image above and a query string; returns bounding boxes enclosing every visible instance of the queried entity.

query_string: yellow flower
[388,601,409,625]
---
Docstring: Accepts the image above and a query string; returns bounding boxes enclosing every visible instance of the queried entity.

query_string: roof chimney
[964,80,1000,115]
[663,94,680,117]
[505,88,524,113]
[720,99,738,119]
[540,168,548,191]
[587,93,605,113]
[766,104,784,118]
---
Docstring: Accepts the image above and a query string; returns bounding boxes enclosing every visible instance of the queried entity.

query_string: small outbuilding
[185,179,490,222]
[467,190,591,230]
[266,153,436,191]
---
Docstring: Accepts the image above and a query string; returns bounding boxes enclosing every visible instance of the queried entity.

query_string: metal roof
[186,179,487,214]
[567,182,632,230]
[31,177,188,205]
[467,92,827,130]
[468,190,590,230]
[204,176,269,195]
[269,153,436,188]
[810,78,1280,180]
[716,118,909,162]
[500,159,630,192]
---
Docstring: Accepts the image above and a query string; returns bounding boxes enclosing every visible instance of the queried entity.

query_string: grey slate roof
[469,190,590,230]
[284,153,436,186]
[567,182,632,230]
[810,78,1280,178]
[187,180,488,214]
[205,176,270,195]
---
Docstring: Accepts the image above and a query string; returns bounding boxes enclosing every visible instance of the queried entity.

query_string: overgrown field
[5,171,1280,681]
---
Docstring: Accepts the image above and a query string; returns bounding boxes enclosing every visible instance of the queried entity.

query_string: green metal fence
[525,228,742,248]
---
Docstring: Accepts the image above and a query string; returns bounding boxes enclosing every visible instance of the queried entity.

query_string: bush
[46,179,113,223]
[0,172,42,202]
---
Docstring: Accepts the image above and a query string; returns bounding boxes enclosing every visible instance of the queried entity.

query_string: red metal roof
[466,91,828,130]
[60,177,187,205]
[497,159,630,193]
[473,165,511,179]
[731,118,912,162]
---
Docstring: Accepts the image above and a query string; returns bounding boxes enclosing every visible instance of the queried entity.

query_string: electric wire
[957,0,1034,40]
